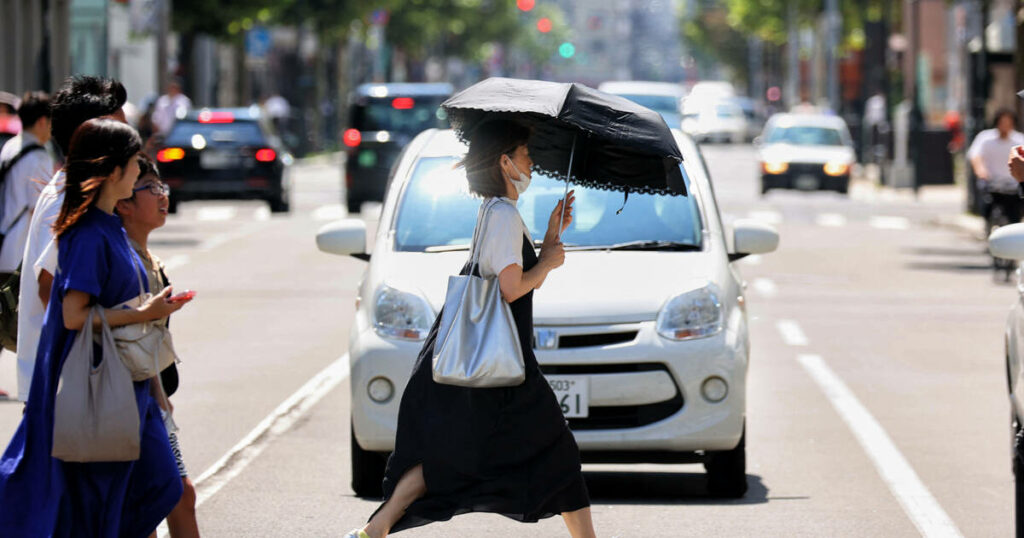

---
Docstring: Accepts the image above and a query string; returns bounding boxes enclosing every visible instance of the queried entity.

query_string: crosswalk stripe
[196,206,238,222]
[312,204,348,222]
[869,216,910,230]
[816,213,847,227]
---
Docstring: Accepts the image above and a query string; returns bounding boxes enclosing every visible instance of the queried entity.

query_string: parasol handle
[558,134,576,241]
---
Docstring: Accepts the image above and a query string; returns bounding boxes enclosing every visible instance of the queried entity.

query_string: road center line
[776,319,808,346]
[157,354,350,536]
[797,354,963,538]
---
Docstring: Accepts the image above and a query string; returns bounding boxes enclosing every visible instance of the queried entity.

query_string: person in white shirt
[968,109,1024,225]
[151,79,191,135]
[15,75,127,403]
[0,92,53,274]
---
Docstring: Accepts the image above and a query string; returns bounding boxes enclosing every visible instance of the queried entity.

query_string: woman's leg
[561,507,596,538]
[166,477,199,538]
[362,464,426,538]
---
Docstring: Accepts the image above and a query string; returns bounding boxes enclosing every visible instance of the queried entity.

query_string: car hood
[759,143,854,164]
[376,249,720,325]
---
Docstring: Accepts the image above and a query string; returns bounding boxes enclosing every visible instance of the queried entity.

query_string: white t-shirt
[0,132,52,272]
[152,93,192,134]
[473,197,530,279]
[15,170,62,402]
[968,128,1024,193]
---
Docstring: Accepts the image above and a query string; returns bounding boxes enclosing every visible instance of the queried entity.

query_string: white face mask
[505,157,531,194]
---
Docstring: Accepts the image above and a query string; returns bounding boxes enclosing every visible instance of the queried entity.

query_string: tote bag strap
[468,197,501,275]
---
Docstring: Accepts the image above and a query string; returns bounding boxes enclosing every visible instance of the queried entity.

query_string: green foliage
[682,4,749,83]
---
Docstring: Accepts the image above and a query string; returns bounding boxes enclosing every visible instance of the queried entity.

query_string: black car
[156,107,292,213]
[343,83,453,214]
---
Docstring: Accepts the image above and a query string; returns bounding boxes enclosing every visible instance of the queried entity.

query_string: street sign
[246,27,272,59]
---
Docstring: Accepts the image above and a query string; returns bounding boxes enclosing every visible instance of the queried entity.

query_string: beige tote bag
[52,306,140,462]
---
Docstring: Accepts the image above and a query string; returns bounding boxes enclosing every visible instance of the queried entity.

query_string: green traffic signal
[559,42,575,59]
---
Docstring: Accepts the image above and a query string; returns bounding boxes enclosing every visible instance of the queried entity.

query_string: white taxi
[317,128,779,498]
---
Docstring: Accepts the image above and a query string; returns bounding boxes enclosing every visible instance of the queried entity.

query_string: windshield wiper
[570,240,701,252]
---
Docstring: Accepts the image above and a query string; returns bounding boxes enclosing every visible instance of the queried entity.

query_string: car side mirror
[730,219,779,261]
[316,218,370,261]
[989,223,1024,260]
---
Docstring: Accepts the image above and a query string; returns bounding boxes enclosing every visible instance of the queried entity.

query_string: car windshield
[393,157,702,251]
[765,125,844,146]
[716,105,739,118]
[351,96,449,134]
[616,94,680,117]
[165,121,265,146]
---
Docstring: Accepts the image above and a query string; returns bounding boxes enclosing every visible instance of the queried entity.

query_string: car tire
[347,198,362,215]
[351,423,387,498]
[167,197,179,214]
[269,193,290,213]
[760,181,771,196]
[1013,414,1024,536]
[837,179,850,195]
[705,427,748,498]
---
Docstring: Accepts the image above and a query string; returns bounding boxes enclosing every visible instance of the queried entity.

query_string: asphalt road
[0,144,1013,537]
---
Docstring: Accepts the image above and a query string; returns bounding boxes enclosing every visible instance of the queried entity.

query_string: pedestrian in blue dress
[0,118,187,537]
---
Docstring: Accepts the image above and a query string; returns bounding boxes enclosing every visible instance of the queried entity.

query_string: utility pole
[157,0,169,93]
[786,1,799,109]
[909,0,923,194]
[825,0,840,113]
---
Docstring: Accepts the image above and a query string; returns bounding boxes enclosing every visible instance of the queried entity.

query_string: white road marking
[312,204,348,222]
[776,319,808,346]
[752,278,777,297]
[253,206,271,221]
[196,206,238,222]
[797,354,963,538]
[741,254,762,266]
[156,354,350,537]
[161,255,190,271]
[870,216,910,230]
[748,210,783,225]
[816,213,847,227]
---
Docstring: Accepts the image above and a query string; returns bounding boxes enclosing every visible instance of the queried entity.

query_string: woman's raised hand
[140,286,187,321]
[539,241,566,271]
[546,190,575,239]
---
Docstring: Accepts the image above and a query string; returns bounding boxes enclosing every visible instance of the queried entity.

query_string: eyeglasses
[133,182,170,197]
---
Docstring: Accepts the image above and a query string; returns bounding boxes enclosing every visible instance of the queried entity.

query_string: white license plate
[795,174,820,190]
[200,150,237,169]
[546,375,589,418]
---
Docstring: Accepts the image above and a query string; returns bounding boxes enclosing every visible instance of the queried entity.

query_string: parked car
[688,81,736,102]
[598,81,686,129]
[155,106,293,212]
[729,96,764,142]
[682,99,747,144]
[757,113,856,195]
[986,223,1024,536]
[342,83,454,214]
[316,128,780,499]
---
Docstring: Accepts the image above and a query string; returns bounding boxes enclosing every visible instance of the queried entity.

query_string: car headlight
[823,161,850,176]
[762,161,788,175]
[656,286,723,341]
[372,285,434,341]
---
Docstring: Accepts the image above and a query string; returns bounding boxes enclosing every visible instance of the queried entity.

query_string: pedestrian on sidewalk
[968,108,1024,227]
[15,75,129,404]
[0,91,54,400]
[116,154,199,538]
[346,120,594,538]
[0,119,187,536]
[152,78,191,135]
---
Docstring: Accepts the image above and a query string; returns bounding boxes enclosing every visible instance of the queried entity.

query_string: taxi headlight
[762,161,789,175]
[656,286,723,341]
[373,285,433,341]
[823,161,850,176]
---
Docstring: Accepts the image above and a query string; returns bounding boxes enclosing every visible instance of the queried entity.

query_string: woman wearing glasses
[116,155,199,538]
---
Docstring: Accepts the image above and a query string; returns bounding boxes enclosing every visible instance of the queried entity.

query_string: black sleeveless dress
[373,234,590,533]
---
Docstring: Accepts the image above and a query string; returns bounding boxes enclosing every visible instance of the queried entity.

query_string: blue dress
[0,208,182,537]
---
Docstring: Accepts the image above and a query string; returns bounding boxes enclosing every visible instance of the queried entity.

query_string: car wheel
[760,180,771,196]
[705,427,748,498]
[351,422,387,498]
[269,193,290,213]
[837,178,850,195]
[1013,414,1024,535]
[347,198,362,215]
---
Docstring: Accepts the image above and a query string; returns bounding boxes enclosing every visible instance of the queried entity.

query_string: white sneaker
[343,530,370,538]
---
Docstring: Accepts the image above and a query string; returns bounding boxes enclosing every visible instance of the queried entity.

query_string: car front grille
[539,363,683,430]
[555,331,638,349]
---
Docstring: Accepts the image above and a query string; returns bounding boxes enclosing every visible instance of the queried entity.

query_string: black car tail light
[157,148,185,162]
[255,148,276,162]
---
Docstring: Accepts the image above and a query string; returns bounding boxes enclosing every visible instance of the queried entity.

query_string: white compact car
[317,128,779,499]
[988,223,1024,532]
[597,81,686,130]
[757,113,856,195]
[681,99,747,144]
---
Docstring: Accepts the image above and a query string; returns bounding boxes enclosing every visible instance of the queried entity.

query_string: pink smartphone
[168,290,196,303]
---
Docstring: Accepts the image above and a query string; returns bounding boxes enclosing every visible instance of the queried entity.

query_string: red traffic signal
[517,0,535,11]
[537,17,552,33]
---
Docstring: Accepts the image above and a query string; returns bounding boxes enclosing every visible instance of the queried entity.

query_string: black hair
[16,91,50,127]
[458,119,531,198]
[993,108,1017,129]
[50,75,128,155]
[55,119,142,237]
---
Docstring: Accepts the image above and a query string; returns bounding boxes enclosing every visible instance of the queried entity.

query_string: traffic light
[517,0,535,11]
[537,17,552,33]
[558,42,575,59]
